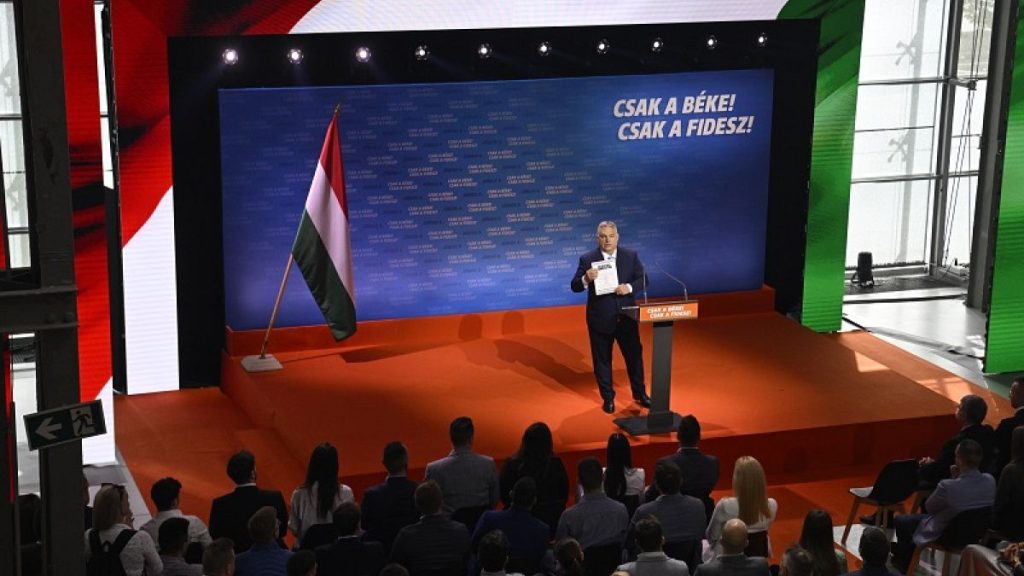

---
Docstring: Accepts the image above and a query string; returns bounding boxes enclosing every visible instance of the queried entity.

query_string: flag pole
[258,253,295,359]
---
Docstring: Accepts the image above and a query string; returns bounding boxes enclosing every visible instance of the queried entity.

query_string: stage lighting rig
[222,48,239,65]
[287,48,303,64]
[478,43,492,59]
[355,46,371,62]
[757,33,768,47]
[651,38,664,53]
[414,45,429,60]
[596,39,610,54]
[705,35,718,50]
[537,42,551,56]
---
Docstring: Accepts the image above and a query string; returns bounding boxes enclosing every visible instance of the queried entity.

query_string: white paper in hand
[592,260,618,296]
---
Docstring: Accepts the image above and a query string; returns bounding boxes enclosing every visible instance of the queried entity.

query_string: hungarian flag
[291,109,356,341]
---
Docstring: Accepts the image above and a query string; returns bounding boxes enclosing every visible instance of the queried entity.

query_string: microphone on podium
[655,262,689,301]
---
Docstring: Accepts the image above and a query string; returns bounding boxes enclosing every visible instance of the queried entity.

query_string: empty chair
[842,459,920,543]
[905,506,991,576]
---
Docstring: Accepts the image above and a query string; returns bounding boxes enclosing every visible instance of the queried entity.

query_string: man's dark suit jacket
[645,448,720,519]
[694,554,771,576]
[360,476,419,552]
[389,514,470,576]
[315,536,386,576]
[570,247,646,334]
[994,408,1024,474]
[208,485,288,552]
[920,423,995,486]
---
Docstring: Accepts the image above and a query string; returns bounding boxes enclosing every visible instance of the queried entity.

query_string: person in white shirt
[141,477,212,551]
[84,484,162,576]
[289,442,355,547]
[706,456,777,561]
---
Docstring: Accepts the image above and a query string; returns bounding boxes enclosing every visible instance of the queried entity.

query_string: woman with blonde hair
[84,484,162,576]
[705,456,778,560]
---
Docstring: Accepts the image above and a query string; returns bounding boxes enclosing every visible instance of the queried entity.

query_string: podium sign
[616,300,699,435]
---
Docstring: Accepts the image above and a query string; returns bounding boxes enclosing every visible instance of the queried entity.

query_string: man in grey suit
[425,417,500,516]
[617,518,690,576]
[694,519,770,576]
[557,457,629,549]
[628,462,706,553]
[891,439,997,572]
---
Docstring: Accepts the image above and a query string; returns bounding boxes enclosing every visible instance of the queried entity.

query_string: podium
[614,300,699,435]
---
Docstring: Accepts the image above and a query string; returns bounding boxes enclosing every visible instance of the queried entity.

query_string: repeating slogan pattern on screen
[614,91,757,140]
[219,69,774,329]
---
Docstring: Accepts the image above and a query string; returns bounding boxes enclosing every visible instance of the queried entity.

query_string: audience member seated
[315,501,386,576]
[957,542,1024,576]
[390,480,471,576]
[645,415,720,521]
[557,457,629,550]
[479,529,526,576]
[362,441,420,552]
[798,510,847,576]
[159,517,204,576]
[617,517,690,576]
[425,417,500,527]
[629,461,706,559]
[694,519,770,576]
[603,433,646,515]
[235,506,293,576]
[202,538,236,576]
[919,395,995,488]
[706,456,777,561]
[18,493,42,576]
[287,550,317,576]
[85,473,94,530]
[473,477,552,575]
[994,378,1024,476]
[85,484,162,576]
[891,439,997,573]
[845,527,898,576]
[141,477,213,555]
[780,546,813,576]
[555,538,586,576]
[994,426,1024,540]
[290,442,356,549]
[210,450,289,553]
[380,563,411,576]
[500,422,569,535]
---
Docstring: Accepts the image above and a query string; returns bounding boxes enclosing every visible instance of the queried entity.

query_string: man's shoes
[602,399,616,414]
[633,392,652,408]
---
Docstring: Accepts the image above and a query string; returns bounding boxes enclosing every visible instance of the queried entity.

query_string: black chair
[745,531,769,558]
[905,506,991,576]
[663,539,702,570]
[617,494,641,519]
[299,522,338,550]
[584,542,624,576]
[451,505,489,533]
[842,459,920,543]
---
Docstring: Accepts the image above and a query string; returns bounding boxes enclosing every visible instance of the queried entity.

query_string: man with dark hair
[616,517,690,576]
[286,550,316,576]
[390,480,471,575]
[629,462,706,552]
[694,519,770,576]
[891,439,997,572]
[234,506,292,576]
[779,546,813,576]
[844,527,896,576]
[556,457,628,549]
[315,501,386,576]
[472,478,551,575]
[202,538,236,576]
[919,395,995,486]
[646,415,720,520]
[361,441,420,552]
[425,417,500,517]
[478,530,519,576]
[209,450,289,553]
[995,378,1024,475]
[159,517,203,576]
[142,477,213,552]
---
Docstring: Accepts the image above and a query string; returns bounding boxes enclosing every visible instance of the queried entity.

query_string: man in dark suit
[390,480,470,576]
[844,527,899,576]
[645,415,720,520]
[208,450,289,553]
[361,441,419,552]
[994,378,1024,475]
[694,519,770,576]
[570,220,650,414]
[471,478,551,575]
[315,502,386,576]
[919,395,995,486]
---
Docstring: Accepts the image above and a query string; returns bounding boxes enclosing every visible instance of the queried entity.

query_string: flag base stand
[241,354,283,372]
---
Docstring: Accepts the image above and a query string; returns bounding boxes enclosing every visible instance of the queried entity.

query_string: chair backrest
[744,531,769,558]
[868,459,920,504]
[937,507,991,550]
[663,539,702,569]
[450,505,488,533]
[300,522,338,550]
[584,542,624,576]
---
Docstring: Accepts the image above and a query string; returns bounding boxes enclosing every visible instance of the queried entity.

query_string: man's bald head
[722,518,749,554]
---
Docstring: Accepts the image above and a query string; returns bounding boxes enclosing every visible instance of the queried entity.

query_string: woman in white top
[289,442,355,547]
[604,433,645,500]
[84,484,162,576]
[705,456,777,560]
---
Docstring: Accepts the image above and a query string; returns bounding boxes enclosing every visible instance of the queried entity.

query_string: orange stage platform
[116,290,1013,558]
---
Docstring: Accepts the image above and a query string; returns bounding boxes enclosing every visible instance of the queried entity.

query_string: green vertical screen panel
[985,7,1024,373]
[778,0,865,332]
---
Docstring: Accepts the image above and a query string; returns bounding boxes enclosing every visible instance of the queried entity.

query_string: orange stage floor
[116,300,1013,559]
